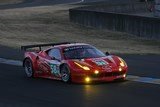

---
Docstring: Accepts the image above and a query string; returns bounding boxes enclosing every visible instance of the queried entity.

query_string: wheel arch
[59,63,72,83]
[23,57,31,67]
[60,63,68,71]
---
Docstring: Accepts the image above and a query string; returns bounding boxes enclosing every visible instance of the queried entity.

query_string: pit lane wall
[69,6,160,39]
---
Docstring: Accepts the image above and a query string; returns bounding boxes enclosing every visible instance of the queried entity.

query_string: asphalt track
[0,0,80,9]
[0,45,160,107]
[0,0,107,9]
[0,0,160,107]
[0,0,134,9]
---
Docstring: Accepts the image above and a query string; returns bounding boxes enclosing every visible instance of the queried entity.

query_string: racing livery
[21,42,128,83]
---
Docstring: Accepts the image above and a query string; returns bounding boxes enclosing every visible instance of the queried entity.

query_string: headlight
[119,67,122,72]
[118,57,127,67]
[94,70,99,74]
[120,62,125,67]
[74,62,90,71]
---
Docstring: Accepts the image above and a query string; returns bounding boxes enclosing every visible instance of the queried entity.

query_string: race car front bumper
[71,71,127,83]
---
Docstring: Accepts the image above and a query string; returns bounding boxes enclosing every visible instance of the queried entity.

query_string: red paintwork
[23,43,128,83]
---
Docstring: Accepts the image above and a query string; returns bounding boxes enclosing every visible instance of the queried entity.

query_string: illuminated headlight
[119,67,122,72]
[83,66,90,71]
[118,57,127,67]
[120,62,125,67]
[123,74,126,78]
[94,70,99,74]
[74,62,90,71]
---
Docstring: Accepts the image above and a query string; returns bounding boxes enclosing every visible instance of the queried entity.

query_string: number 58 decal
[49,64,60,76]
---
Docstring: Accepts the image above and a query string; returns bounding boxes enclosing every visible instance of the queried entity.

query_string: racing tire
[60,64,71,83]
[24,58,34,78]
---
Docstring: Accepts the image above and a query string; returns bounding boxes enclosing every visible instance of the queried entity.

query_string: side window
[48,49,61,60]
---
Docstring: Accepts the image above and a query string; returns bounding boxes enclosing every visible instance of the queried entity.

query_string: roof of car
[44,43,91,51]
[53,43,90,48]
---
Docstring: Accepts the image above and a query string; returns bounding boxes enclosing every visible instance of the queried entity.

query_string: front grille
[91,71,125,78]
[104,72,125,77]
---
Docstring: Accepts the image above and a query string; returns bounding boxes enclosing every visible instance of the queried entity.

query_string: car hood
[69,55,120,71]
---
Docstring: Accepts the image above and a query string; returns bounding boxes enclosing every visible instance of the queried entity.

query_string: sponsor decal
[80,59,85,62]
[64,46,83,51]
[49,63,60,77]
[105,67,112,72]
[64,45,91,52]
[93,59,108,66]
[107,56,116,64]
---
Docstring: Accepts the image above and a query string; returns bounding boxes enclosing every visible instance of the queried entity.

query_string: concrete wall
[69,9,160,39]
[80,3,148,13]
[155,0,160,17]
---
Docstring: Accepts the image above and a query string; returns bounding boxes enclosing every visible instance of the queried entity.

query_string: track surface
[0,0,160,107]
[0,63,160,107]
[0,0,80,9]
[0,45,160,107]
[0,0,136,9]
[0,0,108,9]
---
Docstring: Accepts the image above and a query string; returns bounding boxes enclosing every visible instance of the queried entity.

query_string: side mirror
[105,52,110,56]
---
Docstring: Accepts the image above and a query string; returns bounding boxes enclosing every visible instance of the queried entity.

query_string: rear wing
[21,42,73,51]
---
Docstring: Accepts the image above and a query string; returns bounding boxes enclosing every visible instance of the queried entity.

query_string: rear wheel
[24,58,34,77]
[60,65,71,83]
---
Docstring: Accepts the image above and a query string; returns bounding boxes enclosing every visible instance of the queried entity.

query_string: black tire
[60,65,71,83]
[24,58,34,77]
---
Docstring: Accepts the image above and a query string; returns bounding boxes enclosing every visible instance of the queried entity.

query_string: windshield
[63,45,106,59]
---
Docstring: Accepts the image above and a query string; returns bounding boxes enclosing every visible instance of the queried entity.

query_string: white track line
[0,58,22,66]
[127,75,160,85]
[0,57,160,85]
[73,0,84,4]
[59,0,84,5]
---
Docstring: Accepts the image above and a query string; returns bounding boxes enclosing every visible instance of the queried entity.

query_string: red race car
[21,42,128,83]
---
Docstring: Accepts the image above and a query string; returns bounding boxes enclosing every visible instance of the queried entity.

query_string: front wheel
[60,65,71,83]
[24,58,34,77]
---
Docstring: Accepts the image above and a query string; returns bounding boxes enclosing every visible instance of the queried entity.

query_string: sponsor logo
[102,65,112,72]
[93,59,108,66]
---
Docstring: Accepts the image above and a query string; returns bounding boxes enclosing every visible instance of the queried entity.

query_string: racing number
[50,64,60,77]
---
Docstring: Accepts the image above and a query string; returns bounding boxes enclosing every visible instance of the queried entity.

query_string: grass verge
[0,4,159,54]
